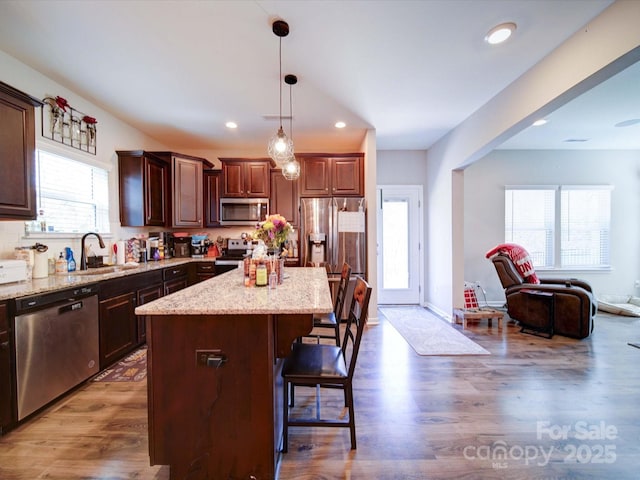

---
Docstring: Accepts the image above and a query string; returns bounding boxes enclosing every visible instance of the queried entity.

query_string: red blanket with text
[485,243,540,284]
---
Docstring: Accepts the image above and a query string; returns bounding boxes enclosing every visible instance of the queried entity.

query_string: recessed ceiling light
[485,22,517,45]
[532,119,547,127]
[335,121,346,129]
[225,121,237,129]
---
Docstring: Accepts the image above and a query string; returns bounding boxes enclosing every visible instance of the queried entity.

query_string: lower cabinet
[163,264,190,294]
[195,262,216,283]
[99,292,137,370]
[99,269,165,369]
[137,283,164,344]
[0,302,15,433]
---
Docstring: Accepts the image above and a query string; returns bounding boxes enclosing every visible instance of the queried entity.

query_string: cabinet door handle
[0,341,8,350]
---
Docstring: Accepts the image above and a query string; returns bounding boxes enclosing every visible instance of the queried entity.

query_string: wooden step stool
[453,308,504,329]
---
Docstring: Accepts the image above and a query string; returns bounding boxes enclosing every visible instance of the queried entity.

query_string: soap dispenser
[55,252,68,274]
[65,247,76,272]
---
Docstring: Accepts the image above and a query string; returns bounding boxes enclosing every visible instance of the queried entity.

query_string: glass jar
[256,264,267,287]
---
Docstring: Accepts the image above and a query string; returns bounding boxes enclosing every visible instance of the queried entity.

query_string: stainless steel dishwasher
[14,284,100,420]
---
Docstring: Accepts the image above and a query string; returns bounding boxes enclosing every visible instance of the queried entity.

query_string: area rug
[93,347,147,382]
[380,306,490,356]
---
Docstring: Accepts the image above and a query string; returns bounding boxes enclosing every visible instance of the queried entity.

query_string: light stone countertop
[0,258,210,301]
[135,267,333,316]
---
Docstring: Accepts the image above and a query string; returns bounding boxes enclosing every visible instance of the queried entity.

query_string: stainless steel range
[214,238,252,275]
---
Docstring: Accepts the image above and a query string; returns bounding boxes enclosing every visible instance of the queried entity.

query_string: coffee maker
[172,235,192,258]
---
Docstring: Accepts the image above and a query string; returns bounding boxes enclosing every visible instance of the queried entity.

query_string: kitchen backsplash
[0,220,260,264]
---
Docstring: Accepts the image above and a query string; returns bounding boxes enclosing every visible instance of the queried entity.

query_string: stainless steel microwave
[219,198,269,226]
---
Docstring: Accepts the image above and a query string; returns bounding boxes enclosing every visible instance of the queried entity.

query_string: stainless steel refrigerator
[300,197,366,315]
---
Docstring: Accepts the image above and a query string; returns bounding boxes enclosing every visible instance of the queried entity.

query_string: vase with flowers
[252,214,293,255]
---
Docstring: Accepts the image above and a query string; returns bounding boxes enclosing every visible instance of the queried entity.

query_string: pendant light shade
[282,157,300,180]
[268,126,294,164]
[281,74,300,180]
[268,20,294,166]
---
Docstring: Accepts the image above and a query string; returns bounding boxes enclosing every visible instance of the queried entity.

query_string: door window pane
[382,198,409,289]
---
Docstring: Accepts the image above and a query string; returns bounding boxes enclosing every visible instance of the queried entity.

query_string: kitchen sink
[71,264,140,275]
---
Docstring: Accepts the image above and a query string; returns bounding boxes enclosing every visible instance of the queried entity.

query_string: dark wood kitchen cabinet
[0,302,15,433]
[220,158,271,198]
[118,151,211,228]
[171,154,204,228]
[195,262,216,283]
[0,82,42,220]
[136,279,164,345]
[99,290,137,370]
[163,264,190,295]
[204,169,222,227]
[117,150,170,227]
[99,270,165,368]
[270,169,299,226]
[299,153,364,197]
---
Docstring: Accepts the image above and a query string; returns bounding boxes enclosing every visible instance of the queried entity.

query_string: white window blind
[505,188,555,267]
[36,150,110,233]
[560,187,610,267]
[505,186,611,269]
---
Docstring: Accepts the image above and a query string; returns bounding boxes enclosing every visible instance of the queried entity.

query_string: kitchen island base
[146,312,313,480]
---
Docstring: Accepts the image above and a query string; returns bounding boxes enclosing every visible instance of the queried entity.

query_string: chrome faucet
[80,232,106,270]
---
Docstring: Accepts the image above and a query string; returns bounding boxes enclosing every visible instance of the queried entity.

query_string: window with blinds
[36,150,110,233]
[505,186,611,269]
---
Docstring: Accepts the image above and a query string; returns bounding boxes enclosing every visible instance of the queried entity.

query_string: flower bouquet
[252,214,293,253]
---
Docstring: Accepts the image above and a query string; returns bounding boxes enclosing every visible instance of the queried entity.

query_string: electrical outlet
[196,349,227,368]
[635,280,640,288]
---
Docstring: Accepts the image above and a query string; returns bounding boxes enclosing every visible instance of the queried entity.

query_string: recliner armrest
[539,278,593,293]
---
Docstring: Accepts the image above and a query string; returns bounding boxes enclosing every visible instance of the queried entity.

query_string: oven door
[219,198,269,226]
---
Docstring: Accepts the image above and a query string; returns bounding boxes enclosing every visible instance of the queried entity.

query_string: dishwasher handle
[58,300,87,315]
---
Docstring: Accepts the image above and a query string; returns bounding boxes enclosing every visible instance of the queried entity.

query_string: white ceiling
[2,0,635,154]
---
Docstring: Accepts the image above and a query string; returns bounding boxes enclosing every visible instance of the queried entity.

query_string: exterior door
[376,185,422,304]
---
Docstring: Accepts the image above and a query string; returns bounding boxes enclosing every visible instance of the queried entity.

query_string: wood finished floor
[0,310,639,479]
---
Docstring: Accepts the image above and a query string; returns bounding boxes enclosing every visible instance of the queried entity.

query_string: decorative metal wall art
[41,96,97,154]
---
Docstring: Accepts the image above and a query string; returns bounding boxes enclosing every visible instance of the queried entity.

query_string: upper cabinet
[204,169,222,227]
[169,154,204,228]
[220,158,271,198]
[117,150,211,228]
[270,169,299,227]
[299,153,364,197]
[117,151,170,227]
[0,82,43,220]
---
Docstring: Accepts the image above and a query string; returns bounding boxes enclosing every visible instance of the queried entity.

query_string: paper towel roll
[33,252,49,278]
[116,241,126,265]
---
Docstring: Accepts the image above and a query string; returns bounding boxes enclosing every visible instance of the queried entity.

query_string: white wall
[464,149,640,303]
[0,50,173,261]
[425,0,640,317]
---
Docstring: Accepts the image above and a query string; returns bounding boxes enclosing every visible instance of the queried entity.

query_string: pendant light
[282,74,300,180]
[268,20,294,166]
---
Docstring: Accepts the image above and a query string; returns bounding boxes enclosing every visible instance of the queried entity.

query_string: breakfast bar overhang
[135,267,333,480]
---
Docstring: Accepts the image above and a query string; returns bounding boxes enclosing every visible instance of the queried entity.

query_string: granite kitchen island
[135,267,333,480]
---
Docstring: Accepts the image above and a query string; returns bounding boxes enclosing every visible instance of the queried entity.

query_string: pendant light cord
[278,36,283,130]
[289,81,293,141]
